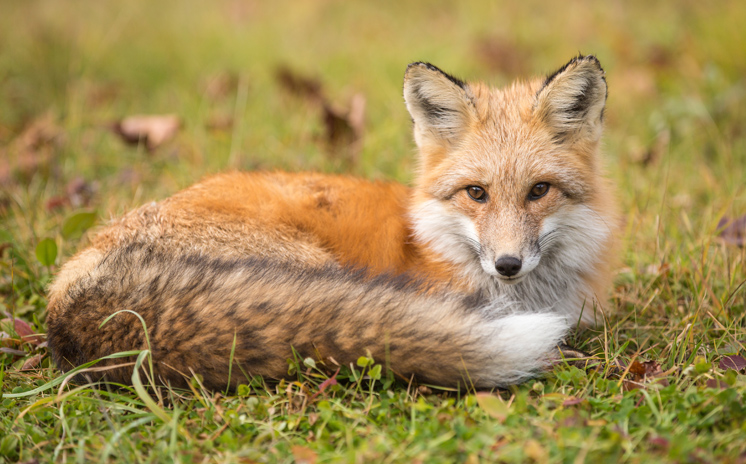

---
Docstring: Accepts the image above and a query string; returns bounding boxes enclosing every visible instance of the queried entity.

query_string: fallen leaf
[112,114,180,151]
[291,446,317,464]
[21,354,43,370]
[275,66,323,103]
[321,93,365,163]
[417,385,432,395]
[66,177,96,208]
[706,378,730,390]
[310,368,339,401]
[475,392,509,422]
[719,355,746,371]
[275,66,365,165]
[2,318,44,346]
[648,436,670,449]
[45,196,68,211]
[718,215,746,247]
[7,111,65,181]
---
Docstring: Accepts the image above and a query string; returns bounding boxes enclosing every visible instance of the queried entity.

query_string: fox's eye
[466,186,487,202]
[528,183,550,200]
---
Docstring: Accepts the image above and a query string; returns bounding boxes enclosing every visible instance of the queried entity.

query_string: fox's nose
[495,256,522,277]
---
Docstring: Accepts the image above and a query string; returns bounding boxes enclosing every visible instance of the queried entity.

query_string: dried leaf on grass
[276,66,323,102]
[21,354,43,370]
[46,177,97,211]
[717,215,746,247]
[6,111,65,182]
[275,66,365,165]
[719,355,746,371]
[623,360,669,391]
[310,368,339,401]
[1,317,45,346]
[291,446,317,464]
[706,378,731,390]
[111,114,180,151]
[475,392,509,422]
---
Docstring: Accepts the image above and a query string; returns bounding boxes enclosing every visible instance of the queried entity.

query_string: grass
[1,0,746,462]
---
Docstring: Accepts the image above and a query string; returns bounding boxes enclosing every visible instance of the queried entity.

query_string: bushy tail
[47,242,570,389]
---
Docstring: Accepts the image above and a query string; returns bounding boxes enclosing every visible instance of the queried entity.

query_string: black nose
[495,256,522,277]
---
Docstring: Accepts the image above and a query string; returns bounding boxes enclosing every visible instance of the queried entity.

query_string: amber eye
[528,183,550,200]
[466,186,487,202]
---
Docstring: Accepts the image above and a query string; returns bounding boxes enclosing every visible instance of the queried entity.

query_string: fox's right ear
[403,62,477,148]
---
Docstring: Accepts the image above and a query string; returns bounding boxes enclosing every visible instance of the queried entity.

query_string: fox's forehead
[429,80,593,199]
[469,79,543,127]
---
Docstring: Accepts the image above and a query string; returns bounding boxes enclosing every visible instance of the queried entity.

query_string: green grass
[2,0,746,462]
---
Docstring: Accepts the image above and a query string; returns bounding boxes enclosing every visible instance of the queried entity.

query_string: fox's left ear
[535,55,607,144]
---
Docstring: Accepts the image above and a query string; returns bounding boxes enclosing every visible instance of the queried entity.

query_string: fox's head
[404,56,615,298]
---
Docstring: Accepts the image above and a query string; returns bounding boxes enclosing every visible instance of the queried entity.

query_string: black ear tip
[573,54,604,73]
[405,62,443,77]
[404,62,466,89]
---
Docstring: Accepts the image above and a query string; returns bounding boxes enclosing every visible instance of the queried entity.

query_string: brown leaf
[7,112,64,181]
[625,359,668,389]
[21,354,43,370]
[66,177,96,208]
[718,215,746,247]
[45,196,69,211]
[310,368,339,401]
[112,114,180,151]
[321,94,365,164]
[648,436,670,449]
[291,446,317,464]
[417,385,432,395]
[1,318,44,346]
[719,355,746,371]
[275,66,323,102]
[628,360,647,378]
[706,378,730,390]
[275,66,365,165]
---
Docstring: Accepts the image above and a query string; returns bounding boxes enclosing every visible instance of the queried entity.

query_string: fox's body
[47,56,618,389]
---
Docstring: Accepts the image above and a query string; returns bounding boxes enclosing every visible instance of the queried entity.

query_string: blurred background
[1,0,745,296]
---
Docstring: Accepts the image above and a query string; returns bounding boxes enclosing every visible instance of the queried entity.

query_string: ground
[1,1,746,462]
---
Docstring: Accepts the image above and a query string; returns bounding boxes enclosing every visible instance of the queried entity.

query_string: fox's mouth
[496,274,526,285]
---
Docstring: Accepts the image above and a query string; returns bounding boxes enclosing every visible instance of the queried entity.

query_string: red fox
[46,55,618,389]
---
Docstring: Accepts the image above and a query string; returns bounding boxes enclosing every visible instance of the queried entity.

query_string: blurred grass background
[1,0,746,462]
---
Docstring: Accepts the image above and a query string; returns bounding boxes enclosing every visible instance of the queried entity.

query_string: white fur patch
[409,199,487,285]
[474,311,570,386]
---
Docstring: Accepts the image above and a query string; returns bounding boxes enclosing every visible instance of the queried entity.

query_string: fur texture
[46,55,618,389]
